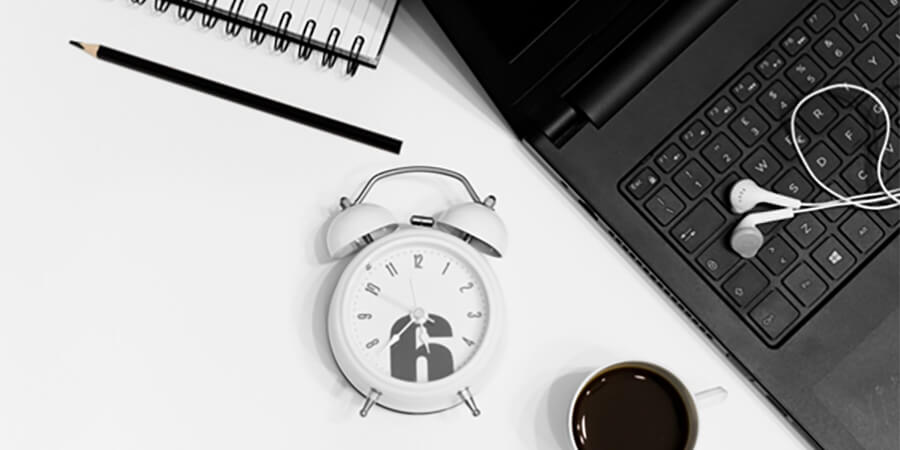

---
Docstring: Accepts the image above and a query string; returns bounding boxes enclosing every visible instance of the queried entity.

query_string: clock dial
[345,243,490,383]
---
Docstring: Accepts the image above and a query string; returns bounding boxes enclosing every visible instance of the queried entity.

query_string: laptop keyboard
[620,0,900,347]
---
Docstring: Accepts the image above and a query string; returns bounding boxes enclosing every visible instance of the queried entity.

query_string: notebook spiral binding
[129,0,366,75]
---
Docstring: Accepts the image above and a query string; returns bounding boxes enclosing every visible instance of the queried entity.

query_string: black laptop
[422,0,899,448]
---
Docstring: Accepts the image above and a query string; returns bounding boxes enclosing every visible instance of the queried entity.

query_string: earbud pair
[728,179,899,258]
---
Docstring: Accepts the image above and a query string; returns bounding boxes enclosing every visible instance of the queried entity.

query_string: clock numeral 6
[466,311,483,319]
[459,282,474,293]
[365,338,380,349]
[357,313,373,320]
[365,282,381,296]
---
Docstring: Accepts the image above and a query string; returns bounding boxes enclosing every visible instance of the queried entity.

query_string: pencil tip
[69,40,84,50]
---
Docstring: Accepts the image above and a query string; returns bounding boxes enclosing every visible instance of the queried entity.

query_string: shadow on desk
[393,0,509,132]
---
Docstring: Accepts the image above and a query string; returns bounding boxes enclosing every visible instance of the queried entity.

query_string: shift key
[670,201,725,253]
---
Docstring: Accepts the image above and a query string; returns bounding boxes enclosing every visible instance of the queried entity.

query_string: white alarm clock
[325,166,507,417]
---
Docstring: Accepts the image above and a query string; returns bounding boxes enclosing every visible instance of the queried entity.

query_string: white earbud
[729,179,802,214]
[730,208,796,258]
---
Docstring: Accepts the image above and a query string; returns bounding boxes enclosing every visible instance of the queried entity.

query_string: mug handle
[693,386,729,408]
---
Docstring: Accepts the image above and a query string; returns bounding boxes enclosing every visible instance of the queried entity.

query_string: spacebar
[669,201,725,253]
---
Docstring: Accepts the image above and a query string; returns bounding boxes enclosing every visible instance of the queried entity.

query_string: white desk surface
[0,1,810,449]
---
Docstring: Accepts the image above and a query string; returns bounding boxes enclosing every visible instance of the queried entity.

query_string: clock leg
[359,388,382,418]
[458,388,481,417]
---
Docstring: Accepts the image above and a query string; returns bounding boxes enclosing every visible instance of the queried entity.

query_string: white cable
[790,83,900,211]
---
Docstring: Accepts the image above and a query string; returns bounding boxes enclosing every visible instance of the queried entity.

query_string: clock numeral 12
[365,283,381,296]
[413,254,424,269]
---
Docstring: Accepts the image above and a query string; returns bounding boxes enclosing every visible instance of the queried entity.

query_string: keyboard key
[868,131,899,168]
[730,107,770,145]
[873,0,899,16]
[774,168,815,200]
[842,156,878,192]
[830,116,869,154]
[758,236,798,275]
[781,28,811,55]
[697,237,740,280]
[681,121,711,149]
[786,213,826,248]
[842,4,881,42]
[701,135,742,172]
[806,5,835,32]
[815,29,853,68]
[742,147,782,185]
[806,142,842,180]
[713,173,741,209]
[885,69,899,97]
[732,74,762,102]
[813,237,856,279]
[724,263,768,306]
[815,182,852,222]
[878,173,900,226]
[798,95,838,133]
[756,51,786,79]
[626,167,661,199]
[785,264,828,307]
[853,43,892,81]
[750,291,799,339]
[840,210,885,252]
[706,97,737,126]
[883,25,900,54]
[674,160,713,199]
[856,91,896,127]
[829,69,865,106]
[787,56,825,93]
[655,144,686,173]
[758,81,797,120]
[670,201,724,253]
[645,187,685,226]
[771,124,811,159]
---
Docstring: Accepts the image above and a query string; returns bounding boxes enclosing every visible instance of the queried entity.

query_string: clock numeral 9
[459,282,474,294]
[365,282,381,296]
[365,338,380,349]
[357,313,373,320]
[466,311,483,319]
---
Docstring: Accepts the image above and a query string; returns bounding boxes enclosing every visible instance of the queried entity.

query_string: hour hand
[380,317,414,354]
[418,325,431,354]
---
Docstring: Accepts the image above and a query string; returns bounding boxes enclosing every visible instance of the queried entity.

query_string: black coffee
[571,366,691,450]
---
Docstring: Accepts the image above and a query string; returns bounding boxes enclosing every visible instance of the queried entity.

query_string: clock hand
[377,291,414,313]
[379,316,415,354]
[418,325,431,354]
[408,278,420,309]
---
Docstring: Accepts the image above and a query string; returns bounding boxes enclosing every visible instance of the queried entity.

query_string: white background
[0,1,809,448]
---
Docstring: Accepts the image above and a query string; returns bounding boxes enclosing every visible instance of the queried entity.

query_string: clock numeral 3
[413,254,424,269]
[459,282,474,294]
[357,313,373,320]
[365,338,380,349]
[365,283,381,296]
[462,337,476,347]
[385,262,398,277]
[466,311,483,319]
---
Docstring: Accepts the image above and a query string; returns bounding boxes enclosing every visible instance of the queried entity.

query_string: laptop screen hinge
[539,100,588,148]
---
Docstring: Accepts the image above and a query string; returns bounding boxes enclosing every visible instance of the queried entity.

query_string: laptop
[422,0,899,448]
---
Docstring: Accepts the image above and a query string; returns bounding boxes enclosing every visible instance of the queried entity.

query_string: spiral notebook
[128,0,400,75]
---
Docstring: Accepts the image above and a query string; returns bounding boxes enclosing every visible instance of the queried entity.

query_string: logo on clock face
[389,314,454,382]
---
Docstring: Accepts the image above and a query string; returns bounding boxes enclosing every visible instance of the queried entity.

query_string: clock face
[343,241,490,384]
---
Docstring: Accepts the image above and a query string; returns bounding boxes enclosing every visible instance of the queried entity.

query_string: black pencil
[69,41,402,155]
